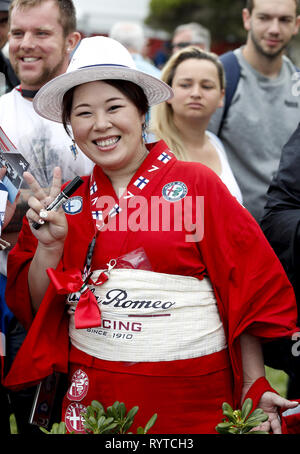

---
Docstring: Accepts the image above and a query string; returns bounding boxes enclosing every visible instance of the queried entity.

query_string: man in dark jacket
[261,123,300,398]
[0,0,18,94]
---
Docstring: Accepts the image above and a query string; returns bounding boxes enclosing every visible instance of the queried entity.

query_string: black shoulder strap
[218,50,241,135]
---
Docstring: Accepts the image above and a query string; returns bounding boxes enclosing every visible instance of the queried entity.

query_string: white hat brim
[33,65,173,123]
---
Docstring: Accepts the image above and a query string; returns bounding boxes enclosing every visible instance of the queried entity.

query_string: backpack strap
[218,50,241,135]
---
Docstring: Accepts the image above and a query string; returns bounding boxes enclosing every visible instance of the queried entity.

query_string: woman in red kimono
[4,36,300,434]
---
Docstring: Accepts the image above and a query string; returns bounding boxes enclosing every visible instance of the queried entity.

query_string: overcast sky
[73,0,151,34]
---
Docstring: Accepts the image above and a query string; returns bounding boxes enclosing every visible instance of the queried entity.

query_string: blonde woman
[151,46,242,203]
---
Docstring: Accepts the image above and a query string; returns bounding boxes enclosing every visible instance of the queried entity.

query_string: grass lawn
[9,413,18,434]
[265,366,289,397]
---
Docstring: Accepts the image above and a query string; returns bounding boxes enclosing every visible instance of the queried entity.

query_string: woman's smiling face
[70,80,146,176]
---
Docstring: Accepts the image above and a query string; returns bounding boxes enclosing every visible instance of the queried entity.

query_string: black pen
[32,176,84,230]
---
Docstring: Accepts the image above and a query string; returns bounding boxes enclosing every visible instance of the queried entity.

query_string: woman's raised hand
[24,167,68,246]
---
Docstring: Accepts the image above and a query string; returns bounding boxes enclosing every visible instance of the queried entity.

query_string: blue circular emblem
[63,196,83,215]
[162,181,188,202]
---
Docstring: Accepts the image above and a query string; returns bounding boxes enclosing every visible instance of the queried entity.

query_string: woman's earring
[70,139,78,160]
[142,122,148,143]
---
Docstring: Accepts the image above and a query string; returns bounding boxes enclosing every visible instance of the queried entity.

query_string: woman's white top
[206,131,243,204]
[147,131,243,204]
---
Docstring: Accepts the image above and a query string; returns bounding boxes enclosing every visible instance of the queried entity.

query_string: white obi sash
[67,269,227,362]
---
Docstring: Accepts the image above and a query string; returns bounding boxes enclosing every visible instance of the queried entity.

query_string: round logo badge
[63,196,83,215]
[67,369,89,402]
[162,181,188,202]
[65,402,87,434]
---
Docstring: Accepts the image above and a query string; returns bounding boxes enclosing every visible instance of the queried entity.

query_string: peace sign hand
[24,167,68,247]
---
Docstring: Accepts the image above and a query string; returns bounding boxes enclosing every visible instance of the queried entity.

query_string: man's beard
[14,53,66,89]
[250,31,288,60]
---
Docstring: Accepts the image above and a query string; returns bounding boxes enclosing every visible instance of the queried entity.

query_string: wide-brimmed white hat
[33,36,173,123]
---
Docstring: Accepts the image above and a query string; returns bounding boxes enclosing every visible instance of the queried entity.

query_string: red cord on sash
[47,268,101,329]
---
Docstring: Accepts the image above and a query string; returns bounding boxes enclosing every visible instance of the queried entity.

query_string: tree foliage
[145,0,247,44]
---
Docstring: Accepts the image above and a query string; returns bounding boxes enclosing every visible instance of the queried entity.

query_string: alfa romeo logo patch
[162,181,188,202]
[65,402,87,434]
[67,369,89,402]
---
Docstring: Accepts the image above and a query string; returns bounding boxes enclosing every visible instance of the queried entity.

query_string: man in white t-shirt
[0,0,93,255]
[0,0,93,434]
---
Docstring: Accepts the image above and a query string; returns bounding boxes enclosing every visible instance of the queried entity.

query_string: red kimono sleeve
[197,169,298,402]
[4,217,69,390]
[4,177,93,390]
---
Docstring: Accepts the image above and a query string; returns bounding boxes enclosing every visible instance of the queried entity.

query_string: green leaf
[39,427,51,434]
[52,423,59,434]
[215,421,234,434]
[246,409,268,427]
[247,408,267,420]
[246,414,268,425]
[241,398,253,421]
[223,410,238,424]
[97,415,106,428]
[107,404,119,420]
[122,418,134,433]
[119,402,126,419]
[88,416,97,426]
[102,417,115,428]
[144,413,158,434]
[58,422,67,434]
[91,400,105,413]
[222,402,234,414]
[222,402,237,424]
[102,422,119,433]
[126,406,139,420]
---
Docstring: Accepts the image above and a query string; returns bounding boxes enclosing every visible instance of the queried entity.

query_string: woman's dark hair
[62,79,149,136]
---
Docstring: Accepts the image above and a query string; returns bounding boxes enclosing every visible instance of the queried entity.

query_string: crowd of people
[1,0,300,436]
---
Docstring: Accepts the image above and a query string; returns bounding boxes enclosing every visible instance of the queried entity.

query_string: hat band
[78,64,132,70]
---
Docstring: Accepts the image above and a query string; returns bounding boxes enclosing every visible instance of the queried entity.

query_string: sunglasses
[171,42,203,50]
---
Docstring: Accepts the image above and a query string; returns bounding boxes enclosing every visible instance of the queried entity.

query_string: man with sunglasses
[171,22,211,54]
